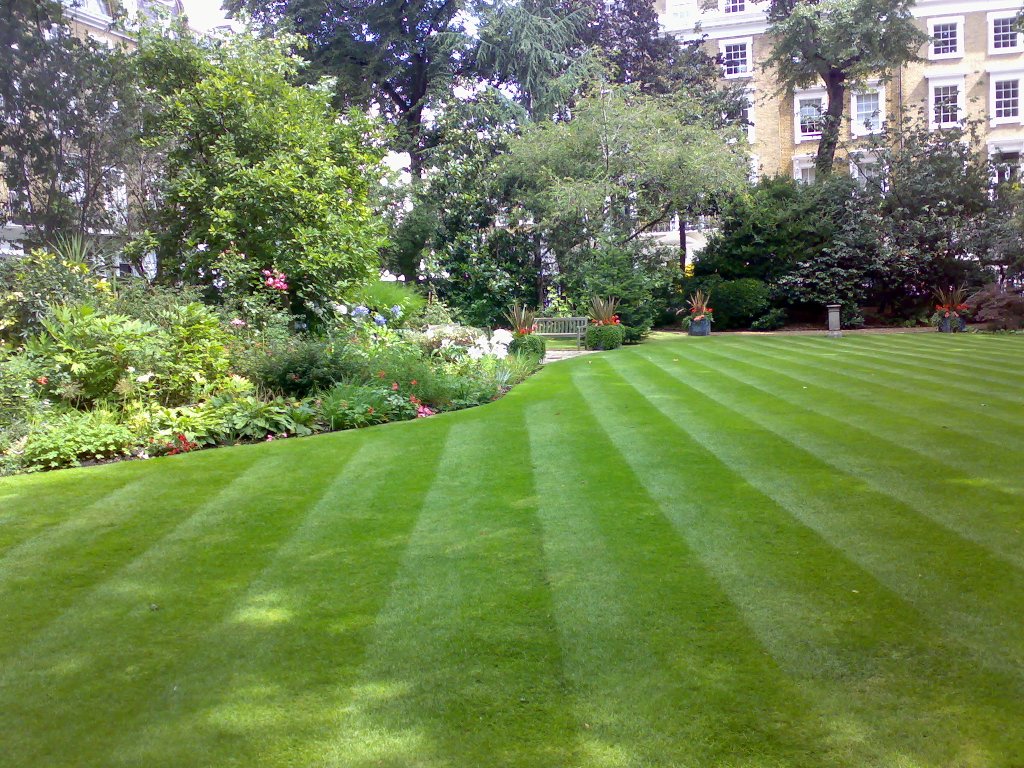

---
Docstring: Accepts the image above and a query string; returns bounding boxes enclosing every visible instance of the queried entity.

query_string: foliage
[764,0,927,175]
[508,333,546,358]
[504,304,538,334]
[750,308,788,332]
[588,297,621,325]
[21,408,138,471]
[315,383,415,430]
[0,249,109,342]
[621,325,648,345]
[694,278,768,330]
[585,324,625,350]
[214,395,313,442]
[252,338,355,398]
[229,0,473,177]
[0,0,143,240]
[346,281,426,329]
[506,84,748,248]
[135,29,388,319]
[28,305,160,406]
[679,290,713,330]
[967,285,1024,331]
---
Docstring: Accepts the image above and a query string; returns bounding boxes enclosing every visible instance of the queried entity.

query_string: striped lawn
[1,333,1023,768]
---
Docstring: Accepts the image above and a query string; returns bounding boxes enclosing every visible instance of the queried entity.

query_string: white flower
[196,243,209,252]
[493,346,509,360]
[466,346,484,360]
[333,303,348,315]
[126,366,136,374]
[491,329,514,344]
[136,373,154,384]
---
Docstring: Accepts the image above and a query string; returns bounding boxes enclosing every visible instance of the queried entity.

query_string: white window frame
[722,0,746,13]
[849,151,881,189]
[989,12,1023,56]
[720,37,753,79]
[927,74,966,130]
[989,67,1024,126]
[793,87,826,144]
[988,138,1024,185]
[928,16,964,61]
[793,155,816,185]
[742,88,756,143]
[850,84,886,137]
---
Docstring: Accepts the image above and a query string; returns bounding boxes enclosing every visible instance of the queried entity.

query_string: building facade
[657,0,1024,185]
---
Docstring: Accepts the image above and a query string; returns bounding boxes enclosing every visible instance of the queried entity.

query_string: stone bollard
[826,304,842,338]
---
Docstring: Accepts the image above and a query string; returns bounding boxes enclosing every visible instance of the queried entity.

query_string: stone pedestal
[826,304,842,338]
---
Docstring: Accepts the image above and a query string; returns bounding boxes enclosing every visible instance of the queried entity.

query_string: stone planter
[937,315,966,333]
[689,317,711,336]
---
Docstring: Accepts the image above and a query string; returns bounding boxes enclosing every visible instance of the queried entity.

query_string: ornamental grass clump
[504,303,537,335]
[680,290,714,329]
[589,296,621,326]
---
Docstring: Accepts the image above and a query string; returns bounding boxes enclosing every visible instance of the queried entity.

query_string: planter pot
[937,316,966,333]
[689,318,711,336]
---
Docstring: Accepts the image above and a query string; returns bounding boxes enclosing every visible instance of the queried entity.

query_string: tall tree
[0,0,140,243]
[227,0,473,179]
[764,0,927,177]
[134,29,388,318]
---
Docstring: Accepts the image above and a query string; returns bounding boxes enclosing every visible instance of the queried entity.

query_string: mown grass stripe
[861,333,1024,368]
[525,368,842,768]
[322,405,577,768]
[848,335,1024,381]
[723,336,1024,437]
[680,336,1024,458]
[608,350,1024,681]
[653,341,1024,500]
[0,462,151,554]
[99,419,452,768]
[0,449,271,657]
[752,337,1024,408]
[572,354,1024,765]
[0,437,361,768]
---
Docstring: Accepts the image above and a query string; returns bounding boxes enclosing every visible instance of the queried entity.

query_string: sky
[180,0,231,31]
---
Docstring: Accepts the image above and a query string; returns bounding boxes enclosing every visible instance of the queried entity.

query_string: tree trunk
[534,233,544,308]
[816,71,847,178]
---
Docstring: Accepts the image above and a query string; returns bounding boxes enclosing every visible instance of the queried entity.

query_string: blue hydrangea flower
[390,305,403,318]
[352,305,369,317]
[373,313,387,326]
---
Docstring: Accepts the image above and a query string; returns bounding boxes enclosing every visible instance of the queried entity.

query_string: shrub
[28,305,160,405]
[150,303,232,405]
[0,249,107,342]
[213,395,313,442]
[508,333,546,357]
[750,308,787,331]
[252,338,355,397]
[586,324,625,350]
[315,383,415,430]
[21,409,139,471]
[706,278,770,329]
[621,325,648,345]
[967,284,1024,330]
[345,281,426,329]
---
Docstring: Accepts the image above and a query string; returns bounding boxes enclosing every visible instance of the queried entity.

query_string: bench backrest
[535,316,589,334]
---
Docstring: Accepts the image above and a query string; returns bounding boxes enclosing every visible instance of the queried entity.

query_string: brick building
[657,0,1024,185]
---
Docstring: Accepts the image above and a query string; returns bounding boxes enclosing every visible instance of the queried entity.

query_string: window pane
[933,85,959,125]
[996,152,1021,184]
[995,79,1020,118]
[799,98,822,135]
[723,43,748,75]
[856,92,880,129]
[933,23,958,55]
[724,0,745,12]
[994,18,1019,50]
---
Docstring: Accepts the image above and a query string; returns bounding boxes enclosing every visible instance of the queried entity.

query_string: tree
[0,0,140,243]
[134,29,388,320]
[227,0,472,179]
[764,0,927,176]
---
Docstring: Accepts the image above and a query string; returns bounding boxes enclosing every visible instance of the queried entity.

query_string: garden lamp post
[827,304,842,338]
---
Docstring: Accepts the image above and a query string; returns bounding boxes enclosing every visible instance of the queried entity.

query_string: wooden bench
[535,316,589,349]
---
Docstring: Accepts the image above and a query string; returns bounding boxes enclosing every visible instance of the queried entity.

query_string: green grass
[2,332,1023,767]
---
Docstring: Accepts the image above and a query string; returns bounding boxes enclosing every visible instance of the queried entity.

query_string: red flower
[377,370,386,379]
[367,406,375,414]
[35,376,48,386]
[410,379,418,386]
[391,382,399,391]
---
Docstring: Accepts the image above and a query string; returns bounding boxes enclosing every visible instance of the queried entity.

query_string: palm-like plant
[504,303,537,334]
[589,296,620,325]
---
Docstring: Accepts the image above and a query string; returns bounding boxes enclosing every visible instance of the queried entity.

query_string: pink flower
[265,434,274,442]
[416,404,435,418]
[391,382,399,391]
[230,318,247,328]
